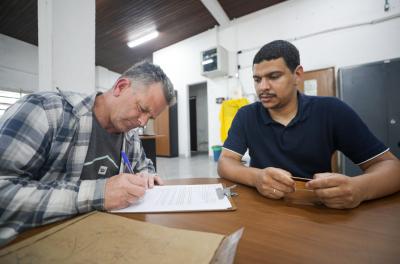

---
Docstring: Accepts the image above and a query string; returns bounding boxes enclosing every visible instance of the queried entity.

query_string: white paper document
[112,184,233,213]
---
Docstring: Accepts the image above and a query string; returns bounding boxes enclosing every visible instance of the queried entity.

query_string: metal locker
[339,58,400,176]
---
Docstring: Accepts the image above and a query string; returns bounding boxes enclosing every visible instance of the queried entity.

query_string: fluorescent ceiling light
[127,31,159,48]
[202,59,214,65]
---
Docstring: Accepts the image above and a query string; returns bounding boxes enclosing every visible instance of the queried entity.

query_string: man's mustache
[258,92,276,98]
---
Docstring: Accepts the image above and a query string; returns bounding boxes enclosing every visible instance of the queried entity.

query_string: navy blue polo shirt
[223,93,388,178]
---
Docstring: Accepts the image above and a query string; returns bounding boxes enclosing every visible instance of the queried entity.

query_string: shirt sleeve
[0,96,99,245]
[223,108,248,156]
[126,132,156,174]
[331,99,388,164]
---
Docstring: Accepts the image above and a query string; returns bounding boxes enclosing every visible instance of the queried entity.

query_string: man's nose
[138,114,150,126]
[259,78,270,90]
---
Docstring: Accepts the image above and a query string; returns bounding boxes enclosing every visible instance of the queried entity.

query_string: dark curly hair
[253,40,300,72]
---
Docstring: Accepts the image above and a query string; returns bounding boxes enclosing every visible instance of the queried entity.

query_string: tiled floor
[156,152,219,180]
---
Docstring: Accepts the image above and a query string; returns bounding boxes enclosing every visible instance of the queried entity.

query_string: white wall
[153,0,400,157]
[95,66,121,92]
[235,0,400,94]
[38,0,95,94]
[0,34,38,92]
[154,29,224,157]
[0,34,120,94]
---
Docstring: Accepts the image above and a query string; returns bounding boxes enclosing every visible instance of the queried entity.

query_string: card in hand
[291,176,312,182]
[286,176,321,206]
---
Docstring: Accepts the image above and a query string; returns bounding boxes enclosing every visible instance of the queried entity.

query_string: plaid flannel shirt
[0,90,154,246]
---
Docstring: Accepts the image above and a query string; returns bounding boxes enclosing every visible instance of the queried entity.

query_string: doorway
[188,82,208,156]
[189,96,197,151]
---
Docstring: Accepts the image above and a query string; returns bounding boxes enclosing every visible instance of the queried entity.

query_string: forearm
[217,156,260,187]
[356,159,400,201]
[0,177,105,245]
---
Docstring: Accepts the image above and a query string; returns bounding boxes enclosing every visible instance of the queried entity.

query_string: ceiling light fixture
[127,31,159,48]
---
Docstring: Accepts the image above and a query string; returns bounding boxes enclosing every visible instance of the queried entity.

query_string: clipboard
[111,183,237,213]
[217,183,238,211]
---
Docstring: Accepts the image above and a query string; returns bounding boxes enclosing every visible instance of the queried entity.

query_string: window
[0,90,28,117]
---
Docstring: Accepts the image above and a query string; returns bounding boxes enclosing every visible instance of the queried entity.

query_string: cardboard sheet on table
[0,212,243,264]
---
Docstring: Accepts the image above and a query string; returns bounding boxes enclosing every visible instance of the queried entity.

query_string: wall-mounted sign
[304,79,318,96]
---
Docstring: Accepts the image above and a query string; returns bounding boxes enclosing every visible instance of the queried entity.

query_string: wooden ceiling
[0,0,285,73]
[219,0,285,20]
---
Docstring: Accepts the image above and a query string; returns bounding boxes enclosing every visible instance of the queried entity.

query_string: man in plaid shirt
[0,61,175,245]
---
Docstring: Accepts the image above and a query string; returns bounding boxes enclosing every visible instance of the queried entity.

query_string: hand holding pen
[104,152,164,210]
[103,151,147,210]
[121,151,164,189]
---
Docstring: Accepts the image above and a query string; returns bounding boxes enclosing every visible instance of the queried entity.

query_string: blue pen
[121,151,134,174]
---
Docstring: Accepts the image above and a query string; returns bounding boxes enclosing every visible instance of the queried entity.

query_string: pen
[121,151,134,174]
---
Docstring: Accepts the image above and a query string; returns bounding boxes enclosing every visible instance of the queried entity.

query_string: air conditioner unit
[201,46,228,78]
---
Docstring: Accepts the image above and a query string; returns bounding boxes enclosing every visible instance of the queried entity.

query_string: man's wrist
[351,175,369,203]
[77,179,107,212]
[250,168,262,187]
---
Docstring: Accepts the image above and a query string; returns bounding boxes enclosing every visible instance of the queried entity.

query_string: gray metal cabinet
[339,58,400,176]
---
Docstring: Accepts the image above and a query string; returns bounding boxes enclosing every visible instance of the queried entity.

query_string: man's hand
[138,172,164,188]
[254,167,295,199]
[104,173,147,210]
[306,173,364,209]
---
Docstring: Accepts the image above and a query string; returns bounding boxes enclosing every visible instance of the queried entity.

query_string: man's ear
[112,78,131,96]
[294,65,304,86]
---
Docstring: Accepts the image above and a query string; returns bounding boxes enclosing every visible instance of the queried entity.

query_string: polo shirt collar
[259,91,311,126]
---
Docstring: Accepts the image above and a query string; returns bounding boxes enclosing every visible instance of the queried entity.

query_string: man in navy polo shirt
[218,40,400,209]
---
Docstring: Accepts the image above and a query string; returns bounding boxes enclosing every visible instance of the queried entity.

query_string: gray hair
[120,61,176,106]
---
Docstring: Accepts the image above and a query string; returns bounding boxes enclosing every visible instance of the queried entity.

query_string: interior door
[154,107,170,156]
[299,67,336,97]
[299,67,339,173]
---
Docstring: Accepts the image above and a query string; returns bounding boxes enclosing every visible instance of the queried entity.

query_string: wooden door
[298,67,339,173]
[299,67,336,96]
[154,107,170,156]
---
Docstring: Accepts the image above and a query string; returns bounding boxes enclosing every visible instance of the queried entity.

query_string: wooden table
[5,178,400,263]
